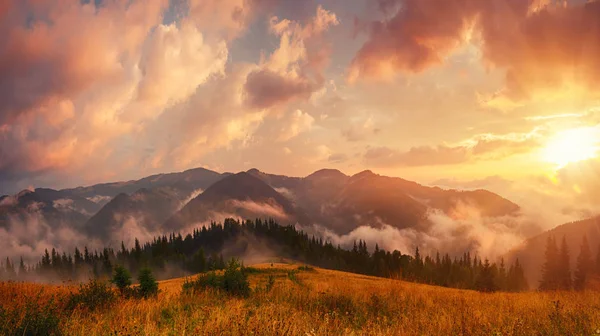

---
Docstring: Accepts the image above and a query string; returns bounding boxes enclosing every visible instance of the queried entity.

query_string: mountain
[507,216,600,286]
[165,172,309,231]
[1,166,524,263]
[0,188,101,229]
[61,167,224,206]
[83,187,188,243]
[248,168,520,234]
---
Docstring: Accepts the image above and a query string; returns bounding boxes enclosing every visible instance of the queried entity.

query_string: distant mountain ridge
[3,166,522,250]
[61,167,224,205]
[247,168,520,234]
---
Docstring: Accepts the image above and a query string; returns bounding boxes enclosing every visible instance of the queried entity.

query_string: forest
[0,218,542,292]
[0,218,596,292]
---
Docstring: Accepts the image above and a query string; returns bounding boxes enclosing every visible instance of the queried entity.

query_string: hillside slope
[3,263,600,335]
[165,172,310,231]
[508,216,600,286]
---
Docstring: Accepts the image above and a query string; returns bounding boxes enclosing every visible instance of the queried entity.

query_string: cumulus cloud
[0,0,236,190]
[349,0,600,104]
[275,110,315,141]
[136,20,229,110]
[364,131,541,167]
[243,5,339,109]
[341,116,379,142]
[140,63,267,171]
[244,69,318,108]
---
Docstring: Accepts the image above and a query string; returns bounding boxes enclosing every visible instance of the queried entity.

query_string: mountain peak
[351,170,376,180]
[306,169,347,180]
[16,189,34,198]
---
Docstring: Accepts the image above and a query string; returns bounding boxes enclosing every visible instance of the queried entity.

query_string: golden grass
[2,263,600,335]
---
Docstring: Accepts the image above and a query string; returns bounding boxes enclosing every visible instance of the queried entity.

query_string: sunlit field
[1,262,599,336]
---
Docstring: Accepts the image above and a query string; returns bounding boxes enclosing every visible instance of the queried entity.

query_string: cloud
[431,171,600,233]
[244,69,318,108]
[303,202,540,260]
[364,131,541,167]
[178,189,204,211]
[349,0,600,104]
[276,110,315,141]
[86,195,113,205]
[243,5,339,109]
[328,153,348,163]
[365,145,469,167]
[341,116,378,142]
[0,206,101,263]
[136,20,229,110]
[229,200,290,219]
[553,157,600,208]
[0,0,233,190]
[139,63,267,171]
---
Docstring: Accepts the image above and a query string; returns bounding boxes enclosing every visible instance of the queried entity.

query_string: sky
[0,0,599,218]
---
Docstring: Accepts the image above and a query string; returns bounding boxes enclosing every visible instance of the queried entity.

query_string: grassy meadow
[1,262,600,335]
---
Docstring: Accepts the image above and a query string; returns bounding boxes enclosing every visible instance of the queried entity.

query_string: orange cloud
[243,5,339,109]
[349,0,600,103]
[364,131,541,167]
[0,0,243,187]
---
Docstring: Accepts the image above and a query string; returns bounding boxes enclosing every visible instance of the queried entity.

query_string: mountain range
[1,166,595,285]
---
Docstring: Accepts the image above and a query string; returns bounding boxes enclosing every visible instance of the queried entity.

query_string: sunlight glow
[542,127,599,168]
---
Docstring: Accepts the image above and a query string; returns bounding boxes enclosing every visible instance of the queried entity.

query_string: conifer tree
[138,268,159,298]
[507,259,528,292]
[475,259,497,292]
[18,257,27,277]
[574,235,593,290]
[539,236,559,290]
[497,258,507,290]
[558,236,572,290]
[111,265,132,294]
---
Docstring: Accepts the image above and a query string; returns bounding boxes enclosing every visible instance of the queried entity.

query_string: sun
[542,127,599,167]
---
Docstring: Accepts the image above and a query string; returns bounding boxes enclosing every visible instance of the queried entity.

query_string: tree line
[0,218,527,292]
[539,235,599,291]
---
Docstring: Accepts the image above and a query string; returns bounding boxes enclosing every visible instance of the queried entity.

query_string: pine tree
[507,259,528,292]
[574,235,593,290]
[18,257,27,278]
[558,236,572,290]
[111,265,132,294]
[497,258,507,290]
[137,268,158,298]
[475,259,497,292]
[539,236,559,290]
[5,257,15,280]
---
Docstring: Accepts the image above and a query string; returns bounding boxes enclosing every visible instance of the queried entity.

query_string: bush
[297,265,316,272]
[0,295,62,336]
[183,258,251,297]
[137,268,159,299]
[222,259,251,297]
[111,265,132,294]
[67,279,116,311]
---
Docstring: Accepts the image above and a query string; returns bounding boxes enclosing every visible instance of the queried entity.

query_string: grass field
[2,262,600,335]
